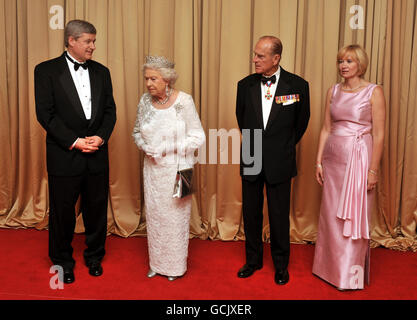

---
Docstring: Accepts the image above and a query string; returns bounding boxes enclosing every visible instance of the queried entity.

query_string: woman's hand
[315,164,324,186]
[367,170,378,191]
[142,145,159,158]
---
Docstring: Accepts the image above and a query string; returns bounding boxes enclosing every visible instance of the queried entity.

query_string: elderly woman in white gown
[132,56,205,281]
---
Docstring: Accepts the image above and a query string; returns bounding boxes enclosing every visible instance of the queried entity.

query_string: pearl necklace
[342,83,364,91]
[154,88,173,105]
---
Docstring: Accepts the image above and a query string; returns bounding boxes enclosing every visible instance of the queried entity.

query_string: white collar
[65,50,86,64]
[263,66,281,79]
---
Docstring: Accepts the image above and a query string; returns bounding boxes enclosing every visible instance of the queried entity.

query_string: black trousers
[48,171,109,269]
[242,172,291,271]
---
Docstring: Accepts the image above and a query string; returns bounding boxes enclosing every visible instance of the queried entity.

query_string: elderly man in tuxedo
[236,35,310,285]
[35,20,116,284]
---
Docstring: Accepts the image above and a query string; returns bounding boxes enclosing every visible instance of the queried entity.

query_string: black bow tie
[261,75,276,84]
[65,52,88,71]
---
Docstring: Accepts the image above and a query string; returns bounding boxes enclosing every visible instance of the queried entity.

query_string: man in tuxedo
[35,20,116,284]
[235,36,310,285]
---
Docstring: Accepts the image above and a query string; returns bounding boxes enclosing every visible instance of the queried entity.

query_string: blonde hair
[337,44,369,77]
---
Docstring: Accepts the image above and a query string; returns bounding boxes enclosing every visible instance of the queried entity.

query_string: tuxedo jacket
[236,68,310,184]
[35,52,116,176]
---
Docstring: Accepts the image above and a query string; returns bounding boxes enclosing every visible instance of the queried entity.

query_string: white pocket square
[282,101,295,106]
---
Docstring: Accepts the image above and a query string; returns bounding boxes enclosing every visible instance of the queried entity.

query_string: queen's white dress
[132,91,205,277]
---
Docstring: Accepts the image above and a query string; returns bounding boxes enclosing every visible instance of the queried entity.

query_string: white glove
[142,144,160,158]
[143,144,170,159]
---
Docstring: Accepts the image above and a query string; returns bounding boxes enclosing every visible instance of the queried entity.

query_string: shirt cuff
[70,138,79,150]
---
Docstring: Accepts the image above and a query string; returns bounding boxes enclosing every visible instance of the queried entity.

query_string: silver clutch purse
[173,168,193,198]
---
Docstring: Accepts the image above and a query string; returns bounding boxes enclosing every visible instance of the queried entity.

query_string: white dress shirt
[65,51,92,149]
[65,51,92,120]
[261,66,281,129]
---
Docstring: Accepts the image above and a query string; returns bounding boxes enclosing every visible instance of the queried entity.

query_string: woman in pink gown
[312,45,386,290]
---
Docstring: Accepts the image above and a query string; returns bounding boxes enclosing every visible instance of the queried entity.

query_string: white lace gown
[132,91,205,277]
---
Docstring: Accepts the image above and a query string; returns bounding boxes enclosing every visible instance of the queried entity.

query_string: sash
[332,128,371,240]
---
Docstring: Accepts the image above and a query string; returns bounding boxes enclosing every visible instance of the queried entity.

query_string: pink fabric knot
[335,128,371,240]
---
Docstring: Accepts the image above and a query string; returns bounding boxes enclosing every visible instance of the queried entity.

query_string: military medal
[264,81,273,100]
[275,94,300,104]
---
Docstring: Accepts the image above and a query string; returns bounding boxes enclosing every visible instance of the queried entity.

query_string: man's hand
[85,136,104,147]
[74,138,99,153]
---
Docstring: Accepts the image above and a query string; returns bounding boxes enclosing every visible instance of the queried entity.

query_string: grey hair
[142,55,179,87]
[259,35,283,56]
[64,20,96,47]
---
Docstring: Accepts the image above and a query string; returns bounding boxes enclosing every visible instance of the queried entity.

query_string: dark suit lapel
[249,74,264,129]
[88,64,101,127]
[265,68,290,131]
[58,53,87,121]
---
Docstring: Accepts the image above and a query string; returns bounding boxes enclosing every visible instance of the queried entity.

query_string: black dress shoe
[63,268,75,284]
[237,264,262,278]
[274,269,289,285]
[88,262,103,277]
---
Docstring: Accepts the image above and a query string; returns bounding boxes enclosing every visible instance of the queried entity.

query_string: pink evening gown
[312,83,377,290]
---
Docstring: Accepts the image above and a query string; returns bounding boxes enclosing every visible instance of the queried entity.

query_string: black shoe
[274,269,289,285]
[88,262,103,277]
[237,264,262,278]
[63,268,75,284]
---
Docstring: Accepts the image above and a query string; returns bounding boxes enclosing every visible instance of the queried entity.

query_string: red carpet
[0,228,416,300]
